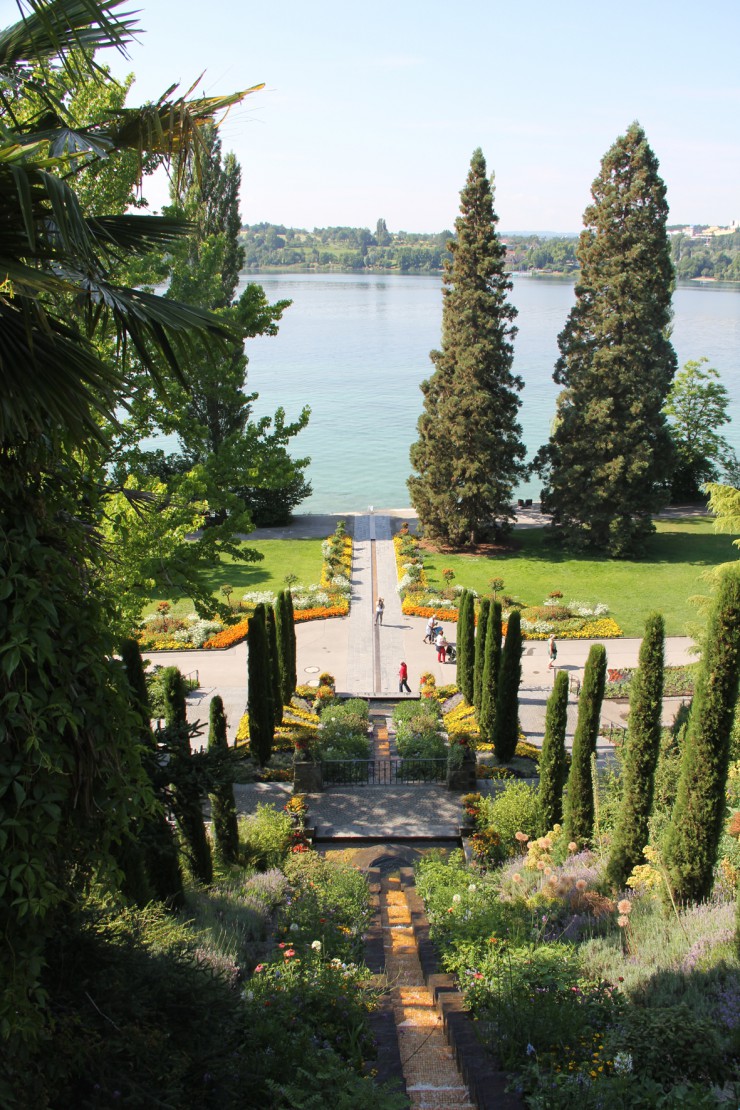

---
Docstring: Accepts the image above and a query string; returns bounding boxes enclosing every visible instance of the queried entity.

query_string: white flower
[311,940,322,951]
[241,988,254,1002]
[613,1052,633,1075]
[289,923,300,933]
[452,893,462,904]
[468,883,477,893]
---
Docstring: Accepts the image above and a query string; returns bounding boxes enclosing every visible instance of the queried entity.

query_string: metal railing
[322,757,447,786]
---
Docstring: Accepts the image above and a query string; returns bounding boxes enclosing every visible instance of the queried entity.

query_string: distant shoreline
[244,267,739,286]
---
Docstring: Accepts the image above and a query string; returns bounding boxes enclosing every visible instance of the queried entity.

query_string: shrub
[606,1004,726,1085]
[478,781,541,856]
[239,804,293,869]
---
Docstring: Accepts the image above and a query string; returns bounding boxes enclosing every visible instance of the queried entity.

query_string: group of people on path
[423,612,455,663]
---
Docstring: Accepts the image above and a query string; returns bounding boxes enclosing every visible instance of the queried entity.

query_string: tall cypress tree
[160,666,213,885]
[207,696,240,864]
[285,589,297,693]
[473,597,491,712]
[408,148,525,546]
[478,601,502,744]
[275,590,296,706]
[563,645,607,844]
[457,590,476,701]
[247,604,274,767]
[536,123,677,556]
[119,640,184,908]
[538,670,570,833]
[664,571,740,903]
[493,610,522,762]
[606,613,665,889]
[266,605,283,727]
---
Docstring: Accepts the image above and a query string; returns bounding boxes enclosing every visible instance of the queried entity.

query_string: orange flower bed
[294,605,347,622]
[203,618,250,649]
[402,601,459,622]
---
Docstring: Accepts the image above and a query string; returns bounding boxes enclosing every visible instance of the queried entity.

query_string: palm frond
[0,0,138,71]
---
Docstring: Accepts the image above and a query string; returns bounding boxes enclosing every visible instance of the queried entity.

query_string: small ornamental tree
[275,590,296,705]
[478,601,502,744]
[160,666,213,885]
[538,670,570,832]
[473,597,491,712]
[457,590,476,702]
[493,609,522,762]
[606,613,665,889]
[119,639,184,909]
[207,696,240,864]
[663,570,740,903]
[563,645,607,844]
[266,605,283,727]
[247,604,274,767]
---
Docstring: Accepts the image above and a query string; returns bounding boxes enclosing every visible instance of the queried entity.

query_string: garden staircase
[365,866,523,1110]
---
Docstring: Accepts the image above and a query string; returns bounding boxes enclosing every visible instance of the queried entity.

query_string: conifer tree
[119,639,184,908]
[606,613,665,889]
[266,605,284,727]
[493,610,522,762]
[663,570,740,903]
[160,667,213,885]
[538,670,570,832]
[285,589,297,693]
[408,148,525,546]
[564,645,607,844]
[207,696,240,864]
[478,601,502,744]
[536,123,677,556]
[247,604,274,766]
[473,597,491,712]
[275,590,296,705]
[456,590,476,701]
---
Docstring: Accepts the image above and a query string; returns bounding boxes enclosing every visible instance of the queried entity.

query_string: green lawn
[421,517,739,636]
[144,539,324,619]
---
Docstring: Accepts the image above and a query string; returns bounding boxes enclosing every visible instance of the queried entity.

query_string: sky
[105,0,740,234]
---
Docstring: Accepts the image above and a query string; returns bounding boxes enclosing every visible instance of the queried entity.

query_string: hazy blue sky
[107,0,740,234]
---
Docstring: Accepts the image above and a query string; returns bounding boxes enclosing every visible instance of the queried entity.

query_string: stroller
[445,642,457,663]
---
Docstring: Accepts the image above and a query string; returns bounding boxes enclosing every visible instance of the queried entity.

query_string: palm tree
[0,0,261,1047]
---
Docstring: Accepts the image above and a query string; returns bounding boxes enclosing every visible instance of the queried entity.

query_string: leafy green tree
[538,670,570,832]
[606,614,665,889]
[160,668,213,885]
[207,696,240,864]
[247,604,274,766]
[478,601,502,744]
[664,359,737,500]
[536,123,677,556]
[473,597,491,712]
[493,610,522,762]
[0,0,253,1046]
[456,589,476,701]
[663,570,740,903]
[408,148,525,546]
[266,605,284,727]
[564,645,607,843]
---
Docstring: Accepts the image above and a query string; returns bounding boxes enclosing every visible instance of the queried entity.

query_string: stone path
[380,871,474,1109]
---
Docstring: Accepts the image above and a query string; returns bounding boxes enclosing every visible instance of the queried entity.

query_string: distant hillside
[240,222,740,280]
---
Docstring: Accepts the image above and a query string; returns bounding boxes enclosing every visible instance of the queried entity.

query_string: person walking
[375,597,384,625]
[398,661,411,694]
[423,613,437,643]
[435,629,448,663]
[548,634,557,669]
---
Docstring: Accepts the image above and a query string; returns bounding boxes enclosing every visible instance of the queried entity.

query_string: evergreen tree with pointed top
[473,597,491,712]
[456,590,476,701]
[607,613,665,889]
[160,666,213,885]
[479,601,502,744]
[266,605,283,727]
[493,610,522,762]
[275,590,296,705]
[664,570,740,903]
[119,639,184,908]
[564,645,607,844]
[536,123,677,556]
[408,148,525,546]
[285,589,297,693]
[247,604,274,767]
[208,695,240,864]
[538,670,570,833]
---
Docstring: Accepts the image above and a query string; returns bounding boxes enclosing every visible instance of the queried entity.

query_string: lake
[238,272,740,514]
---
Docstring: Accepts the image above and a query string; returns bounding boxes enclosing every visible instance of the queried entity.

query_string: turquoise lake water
[228,273,740,513]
